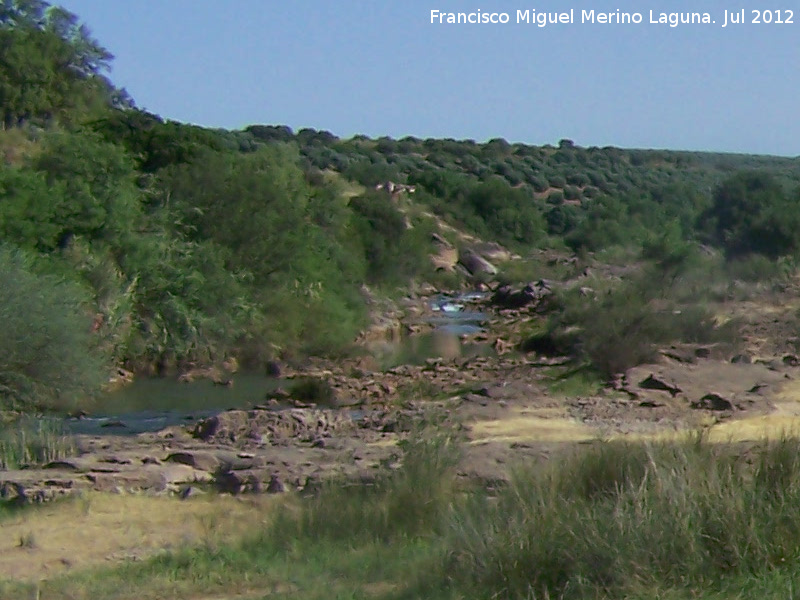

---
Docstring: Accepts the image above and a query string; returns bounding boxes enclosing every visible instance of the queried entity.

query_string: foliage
[0,1,120,128]
[529,254,733,378]
[289,376,336,405]
[436,435,800,599]
[0,245,109,411]
[702,171,800,259]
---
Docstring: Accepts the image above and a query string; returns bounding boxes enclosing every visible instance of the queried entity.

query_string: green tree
[32,131,141,247]
[704,171,800,258]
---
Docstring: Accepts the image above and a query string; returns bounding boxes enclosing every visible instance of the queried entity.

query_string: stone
[639,374,682,397]
[164,451,220,472]
[215,469,245,495]
[266,473,286,494]
[691,393,734,411]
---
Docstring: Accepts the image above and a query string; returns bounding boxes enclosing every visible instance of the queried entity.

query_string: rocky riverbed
[6,282,800,504]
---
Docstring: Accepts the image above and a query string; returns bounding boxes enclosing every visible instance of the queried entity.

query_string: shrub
[0,246,109,411]
[548,174,566,188]
[527,262,735,378]
[269,423,460,544]
[563,184,581,200]
[703,171,800,259]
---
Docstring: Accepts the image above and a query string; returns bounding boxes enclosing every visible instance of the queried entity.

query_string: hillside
[3,1,800,412]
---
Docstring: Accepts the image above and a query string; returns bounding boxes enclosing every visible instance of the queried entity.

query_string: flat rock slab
[625,361,785,412]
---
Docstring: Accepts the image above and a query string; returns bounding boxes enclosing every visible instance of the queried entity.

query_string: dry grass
[0,492,279,582]
[469,407,594,444]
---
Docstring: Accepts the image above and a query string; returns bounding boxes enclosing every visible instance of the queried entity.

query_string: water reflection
[68,291,494,435]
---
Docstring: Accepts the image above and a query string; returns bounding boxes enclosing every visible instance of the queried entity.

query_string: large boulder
[459,249,498,277]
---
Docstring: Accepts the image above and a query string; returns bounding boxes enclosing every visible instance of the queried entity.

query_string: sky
[58,0,799,156]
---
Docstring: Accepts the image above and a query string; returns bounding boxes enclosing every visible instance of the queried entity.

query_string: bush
[0,246,109,411]
[563,184,581,200]
[546,190,565,205]
[528,262,735,378]
[703,171,800,259]
[548,174,566,188]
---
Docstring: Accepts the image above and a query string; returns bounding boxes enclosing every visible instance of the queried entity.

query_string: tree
[704,171,800,258]
[0,1,119,128]
[32,131,141,247]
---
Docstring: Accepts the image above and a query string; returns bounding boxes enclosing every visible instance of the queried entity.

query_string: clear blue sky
[59,0,799,156]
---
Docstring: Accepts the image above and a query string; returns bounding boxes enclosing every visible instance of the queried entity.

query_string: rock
[164,451,220,472]
[179,485,202,500]
[474,242,513,263]
[193,415,221,441]
[458,249,498,277]
[638,400,664,408]
[88,469,166,493]
[692,393,734,411]
[462,393,489,405]
[430,235,458,272]
[731,354,752,364]
[662,348,696,364]
[266,473,286,494]
[269,387,291,400]
[492,338,515,355]
[639,374,682,397]
[215,469,245,495]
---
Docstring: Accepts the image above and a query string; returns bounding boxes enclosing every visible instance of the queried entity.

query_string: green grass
[545,365,604,397]
[12,431,800,599]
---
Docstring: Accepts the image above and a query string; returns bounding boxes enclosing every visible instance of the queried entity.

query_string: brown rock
[692,393,734,411]
[639,374,682,397]
[164,451,220,472]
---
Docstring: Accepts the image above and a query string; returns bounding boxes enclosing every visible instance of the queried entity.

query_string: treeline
[0,2,439,410]
[271,129,800,256]
[2,1,800,411]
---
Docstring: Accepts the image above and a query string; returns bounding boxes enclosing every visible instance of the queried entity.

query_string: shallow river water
[66,291,491,435]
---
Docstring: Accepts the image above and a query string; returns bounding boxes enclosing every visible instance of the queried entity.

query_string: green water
[87,372,283,416]
[69,301,494,434]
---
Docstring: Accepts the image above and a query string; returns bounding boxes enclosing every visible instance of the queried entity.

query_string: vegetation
[8,431,800,599]
[0,245,107,410]
[0,416,75,469]
[1,0,800,411]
